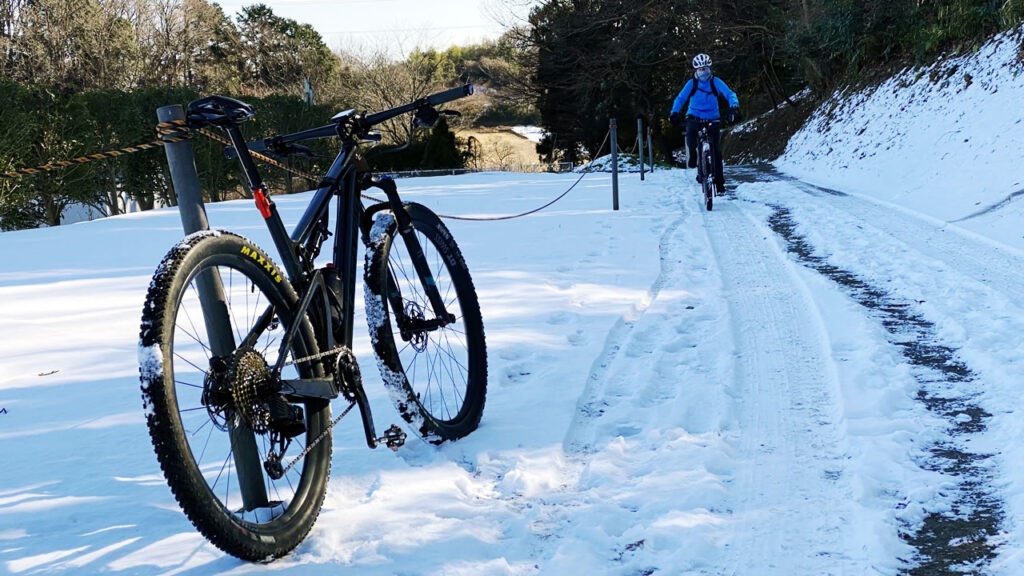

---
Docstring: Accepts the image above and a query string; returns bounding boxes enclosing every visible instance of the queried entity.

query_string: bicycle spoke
[173,351,209,377]
[178,304,212,359]
[174,378,205,390]
[182,285,213,353]
[212,446,232,494]
[195,420,215,463]
[226,268,244,345]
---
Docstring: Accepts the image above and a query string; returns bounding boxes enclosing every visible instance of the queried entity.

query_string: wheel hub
[403,301,429,352]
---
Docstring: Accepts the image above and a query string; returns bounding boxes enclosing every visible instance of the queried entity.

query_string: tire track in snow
[700,187,861,574]
[755,189,1005,574]
[562,204,688,457]
[518,198,696,572]
[541,181,737,574]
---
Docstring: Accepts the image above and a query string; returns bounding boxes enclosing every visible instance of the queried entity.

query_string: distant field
[457,127,542,169]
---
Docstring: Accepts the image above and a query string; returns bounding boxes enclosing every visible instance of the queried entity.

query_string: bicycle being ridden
[669,53,741,210]
[139,85,486,560]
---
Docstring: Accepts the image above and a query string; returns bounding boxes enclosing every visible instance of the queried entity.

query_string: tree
[139,0,240,92]
[234,4,339,96]
[526,0,706,162]
[0,84,98,229]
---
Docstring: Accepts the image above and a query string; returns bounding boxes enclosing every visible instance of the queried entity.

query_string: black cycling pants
[685,117,724,186]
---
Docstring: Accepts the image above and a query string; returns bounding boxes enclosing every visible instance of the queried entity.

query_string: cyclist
[669,53,740,194]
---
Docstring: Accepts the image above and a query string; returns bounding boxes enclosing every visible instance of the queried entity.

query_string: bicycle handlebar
[363,83,474,128]
[427,84,475,106]
[222,84,475,159]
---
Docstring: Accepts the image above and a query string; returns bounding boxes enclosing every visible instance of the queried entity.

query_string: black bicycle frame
[695,119,718,182]
[217,116,455,413]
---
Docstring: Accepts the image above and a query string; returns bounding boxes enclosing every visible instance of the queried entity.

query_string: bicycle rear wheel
[139,231,331,560]
[364,203,487,442]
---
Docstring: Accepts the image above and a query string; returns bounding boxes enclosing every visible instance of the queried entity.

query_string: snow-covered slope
[776,26,1024,252]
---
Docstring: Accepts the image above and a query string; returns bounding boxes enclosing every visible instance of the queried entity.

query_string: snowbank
[776,26,1024,252]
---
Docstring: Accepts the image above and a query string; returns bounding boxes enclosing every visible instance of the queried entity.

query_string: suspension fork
[364,176,456,329]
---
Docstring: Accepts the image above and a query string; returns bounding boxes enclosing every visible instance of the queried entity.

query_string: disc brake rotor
[403,301,429,352]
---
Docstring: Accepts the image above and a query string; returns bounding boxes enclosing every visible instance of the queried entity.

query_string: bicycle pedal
[378,424,406,451]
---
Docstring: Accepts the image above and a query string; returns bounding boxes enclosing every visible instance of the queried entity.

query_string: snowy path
[736,171,1024,574]
[2,169,1023,575]
[701,190,857,573]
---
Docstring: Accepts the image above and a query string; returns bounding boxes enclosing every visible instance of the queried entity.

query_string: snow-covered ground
[2,27,1024,576]
[510,126,547,144]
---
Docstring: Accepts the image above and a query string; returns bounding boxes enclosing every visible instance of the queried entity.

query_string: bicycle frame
[694,119,718,183]
[202,87,470,446]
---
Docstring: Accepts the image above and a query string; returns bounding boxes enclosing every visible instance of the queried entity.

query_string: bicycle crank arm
[348,381,407,450]
[334,347,406,451]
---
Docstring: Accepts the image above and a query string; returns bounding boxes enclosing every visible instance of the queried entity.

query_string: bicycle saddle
[187,95,255,128]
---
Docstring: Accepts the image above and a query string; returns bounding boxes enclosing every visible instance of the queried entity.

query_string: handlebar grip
[425,84,474,106]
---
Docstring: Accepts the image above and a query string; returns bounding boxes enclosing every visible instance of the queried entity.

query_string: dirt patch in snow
[723,96,819,164]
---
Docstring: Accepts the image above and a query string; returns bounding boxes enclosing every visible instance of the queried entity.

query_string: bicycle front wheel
[364,203,487,442]
[139,231,331,560]
[701,151,714,211]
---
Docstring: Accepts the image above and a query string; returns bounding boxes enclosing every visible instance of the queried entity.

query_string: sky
[213,0,540,57]
[2,24,1024,576]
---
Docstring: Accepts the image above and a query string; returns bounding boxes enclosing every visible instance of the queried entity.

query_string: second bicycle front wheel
[364,203,487,442]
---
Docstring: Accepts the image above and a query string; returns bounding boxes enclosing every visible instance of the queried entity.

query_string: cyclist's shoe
[695,173,702,183]
[715,180,726,195]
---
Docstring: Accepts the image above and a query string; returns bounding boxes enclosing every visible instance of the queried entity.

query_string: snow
[776,27,1024,252]
[2,28,1024,574]
[575,153,649,173]
[510,126,547,144]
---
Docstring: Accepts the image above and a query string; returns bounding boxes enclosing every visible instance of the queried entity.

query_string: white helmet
[692,53,712,68]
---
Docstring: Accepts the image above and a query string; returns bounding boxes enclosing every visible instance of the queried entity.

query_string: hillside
[457,126,544,170]
[776,26,1024,252]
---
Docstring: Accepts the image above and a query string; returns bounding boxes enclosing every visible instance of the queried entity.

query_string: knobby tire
[139,231,331,561]
[364,203,487,442]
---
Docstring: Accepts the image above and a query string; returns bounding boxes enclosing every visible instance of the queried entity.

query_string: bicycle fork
[365,176,457,334]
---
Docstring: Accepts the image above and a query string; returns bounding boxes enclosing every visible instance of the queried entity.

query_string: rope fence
[2,112,641,222]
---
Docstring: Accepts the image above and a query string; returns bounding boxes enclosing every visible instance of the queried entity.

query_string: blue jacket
[670,76,739,120]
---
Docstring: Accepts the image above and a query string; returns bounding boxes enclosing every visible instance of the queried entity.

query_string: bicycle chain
[278,401,355,477]
[274,344,354,477]
[282,345,349,368]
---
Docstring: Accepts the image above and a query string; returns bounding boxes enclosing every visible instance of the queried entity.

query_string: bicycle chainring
[333,347,363,401]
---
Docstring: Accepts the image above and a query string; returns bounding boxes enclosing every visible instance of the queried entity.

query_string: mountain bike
[138,84,487,561]
[694,118,719,211]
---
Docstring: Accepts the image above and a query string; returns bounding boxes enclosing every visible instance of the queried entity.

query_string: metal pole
[157,104,268,510]
[637,118,645,181]
[647,127,654,173]
[610,118,619,211]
